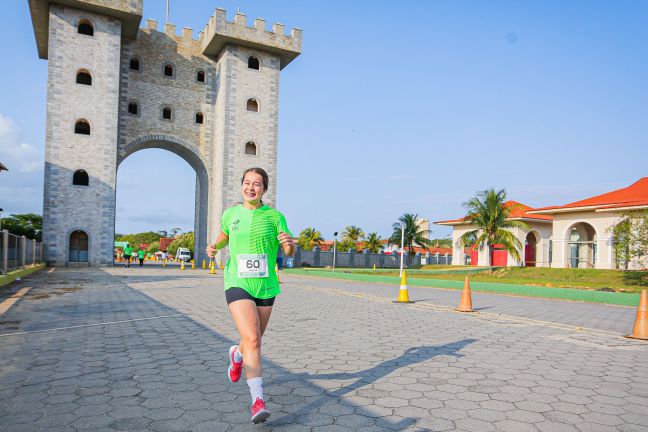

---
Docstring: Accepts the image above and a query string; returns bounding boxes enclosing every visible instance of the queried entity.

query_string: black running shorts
[225,287,275,307]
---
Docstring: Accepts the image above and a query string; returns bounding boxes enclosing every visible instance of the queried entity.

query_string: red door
[524,244,536,267]
[490,244,508,267]
[469,245,478,266]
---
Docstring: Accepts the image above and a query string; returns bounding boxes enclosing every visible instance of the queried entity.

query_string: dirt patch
[27,286,83,300]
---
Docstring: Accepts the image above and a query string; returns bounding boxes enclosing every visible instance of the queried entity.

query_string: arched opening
[248,56,260,70]
[196,70,205,82]
[69,230,89,262]
[129,58,140,71]
[76,69,92,85]
[73,169,89,186]
[128,102,138,115]
[162,107,172,120]
[245,141,257,156]
[74,119,90,135]
[117,137,210,267]
[78,20,94,36]
[524,231,538,267]
[163,64,174,77]
[195,112,204,124]
[566,222,597,268]
[247,98,259,112]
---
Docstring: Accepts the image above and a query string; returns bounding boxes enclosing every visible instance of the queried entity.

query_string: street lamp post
[399,225,405,277]
[332,231,338,272]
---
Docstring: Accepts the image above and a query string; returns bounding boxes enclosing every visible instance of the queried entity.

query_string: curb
[0,264,46,288]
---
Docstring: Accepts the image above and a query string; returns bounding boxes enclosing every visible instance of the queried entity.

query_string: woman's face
[241,172,266,205]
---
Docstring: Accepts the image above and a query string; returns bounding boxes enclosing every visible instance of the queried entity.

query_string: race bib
[237,254,269,278]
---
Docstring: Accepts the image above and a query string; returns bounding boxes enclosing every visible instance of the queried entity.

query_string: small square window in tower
[248,56,260,70]
[196,70,205,82]
[245,142,257,156]
[128,102,138,115]
[195,112,204,124]
[162,107,172,120]
[76,70,92,85]
[74,120,90,135]
[164,64,174,77]
[73,169,89,186]
[130,58,140,71]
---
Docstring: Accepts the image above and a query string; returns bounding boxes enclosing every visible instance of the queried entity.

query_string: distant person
[123,243,133,268]
[138,248,145,268]
[206,167,295,424]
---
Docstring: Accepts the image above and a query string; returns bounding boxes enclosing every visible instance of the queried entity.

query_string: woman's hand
[206,244,217,259]
[278,232,296,256]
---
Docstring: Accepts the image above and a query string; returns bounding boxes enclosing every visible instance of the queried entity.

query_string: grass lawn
[312,266,648,294]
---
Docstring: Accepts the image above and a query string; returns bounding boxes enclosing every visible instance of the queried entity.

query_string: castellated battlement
[201,8,302,69]
[142,18,203,50]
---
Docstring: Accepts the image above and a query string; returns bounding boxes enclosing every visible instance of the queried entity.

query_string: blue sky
[1,0,646,240]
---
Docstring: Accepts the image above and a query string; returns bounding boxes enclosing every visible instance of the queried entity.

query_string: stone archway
[117,135,211,263]
[524,231,539,267]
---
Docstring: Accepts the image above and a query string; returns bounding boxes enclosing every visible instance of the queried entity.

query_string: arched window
[129,58,140,71]
[76,69,92,85]
[128,102,138,115]
[245,141,257,156]
[73,169,89,186]
[74,119,90,135]
[162,107,172,120]
[163,64,174,77]
[248,56,260,70]
[78,20,94,36]
[246,98,259,112]
[69,230,89,262]
[195,112,204,124]
[196,70,205,82]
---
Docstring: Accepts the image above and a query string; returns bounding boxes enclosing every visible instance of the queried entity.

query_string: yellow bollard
[394,270,414,303]
[202,259,206,270]
[191,260,195,270]
[210,260,216,275]
[373,264,376,271]
[276,264,281,284]
[180,260,185,270]
[219,261,224,270]
[162,259,166,267]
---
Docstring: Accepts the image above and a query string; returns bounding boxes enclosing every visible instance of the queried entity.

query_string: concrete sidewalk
[1,267,647,431]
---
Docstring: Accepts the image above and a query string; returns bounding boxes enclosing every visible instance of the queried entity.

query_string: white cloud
[0,113,43,173]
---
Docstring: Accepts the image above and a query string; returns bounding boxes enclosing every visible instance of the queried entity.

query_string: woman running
[206,167,295,424]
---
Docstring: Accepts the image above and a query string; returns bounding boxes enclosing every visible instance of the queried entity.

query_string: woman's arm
[278,232,296,257]
[206,231,229,258]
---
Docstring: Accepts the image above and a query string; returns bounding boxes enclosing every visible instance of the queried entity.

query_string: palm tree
[297,227,324,251]
[388,213,432,255]
[342,225,365,242]
[458,188,529,268]
[363,232,383,253]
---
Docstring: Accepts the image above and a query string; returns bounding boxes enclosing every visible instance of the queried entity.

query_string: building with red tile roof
[434,178,647,269]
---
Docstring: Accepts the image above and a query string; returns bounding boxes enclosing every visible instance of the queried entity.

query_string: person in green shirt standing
[206,167,295,424]
[137,248,145,268]
[123,243,133,268]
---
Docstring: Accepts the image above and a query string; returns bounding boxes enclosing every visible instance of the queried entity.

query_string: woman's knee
[242,332,262,349]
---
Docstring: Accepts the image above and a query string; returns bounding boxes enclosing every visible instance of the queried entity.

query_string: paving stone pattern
[1,266,647,431]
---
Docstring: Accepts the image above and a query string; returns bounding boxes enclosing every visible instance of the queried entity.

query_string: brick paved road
[1,267,647,431]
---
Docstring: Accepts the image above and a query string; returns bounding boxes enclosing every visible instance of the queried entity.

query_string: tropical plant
[2,213,42,241]
[297,227,324,251]
[457,188,529,268]
[363,232,383,253]
[167,232,194,257]
[610,210,648,269]
[146,241,160,254]
[337,237,358,252]
[116,231,161,246]
[388,213,432,255]
[342,225,364,242]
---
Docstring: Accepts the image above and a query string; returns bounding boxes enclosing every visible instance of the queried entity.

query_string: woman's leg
[229,299,263,378]
[257,306,273,336]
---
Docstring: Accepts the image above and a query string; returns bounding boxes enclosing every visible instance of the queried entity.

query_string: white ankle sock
[247,377,263,403]
[234,347,243,363]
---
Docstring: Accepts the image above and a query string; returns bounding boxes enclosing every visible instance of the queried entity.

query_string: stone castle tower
[28,0,301,266]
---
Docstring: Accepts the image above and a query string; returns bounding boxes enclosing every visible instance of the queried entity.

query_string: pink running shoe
[250,398,270,424]
[228,345,243,383]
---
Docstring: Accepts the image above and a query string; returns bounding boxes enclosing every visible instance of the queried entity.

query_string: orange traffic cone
[393,270,414,303]
[626,289,648,340]
[456,276,476,312]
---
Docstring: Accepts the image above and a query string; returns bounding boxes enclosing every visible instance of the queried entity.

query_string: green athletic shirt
[123,246,133,256]
[221,204,292,299]
[138,250,145,259]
